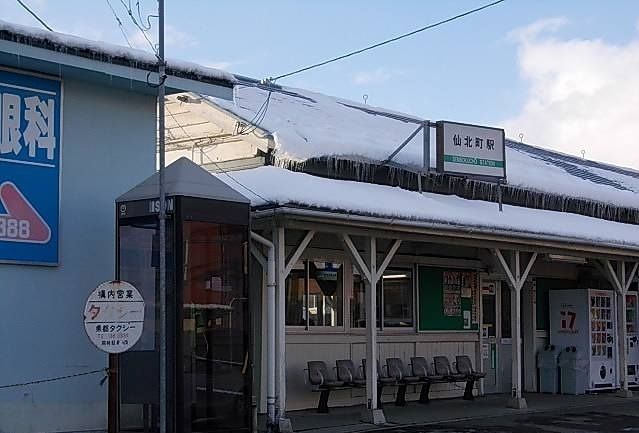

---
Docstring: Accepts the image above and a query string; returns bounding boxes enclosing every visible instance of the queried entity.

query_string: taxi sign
[83,280,144,354]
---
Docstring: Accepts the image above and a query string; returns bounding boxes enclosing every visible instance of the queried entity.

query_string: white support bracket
[600,259,638,397]
[342,234,372,283]
[493,249,537,410]
[341,235,401,425]
[284,230,315,278]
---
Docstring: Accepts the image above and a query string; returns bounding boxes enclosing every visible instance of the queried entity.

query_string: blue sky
[3,0,639,166]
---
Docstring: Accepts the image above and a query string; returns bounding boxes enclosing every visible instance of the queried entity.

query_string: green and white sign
[436,121,506,179]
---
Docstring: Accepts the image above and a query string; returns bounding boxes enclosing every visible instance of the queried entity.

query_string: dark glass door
[181,221,249,432]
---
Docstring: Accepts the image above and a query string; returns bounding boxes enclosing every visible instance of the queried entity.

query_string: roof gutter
[252,206,639,259]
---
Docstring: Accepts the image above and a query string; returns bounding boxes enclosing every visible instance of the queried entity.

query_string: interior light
[546,254,587,264]
[382,274,409,280]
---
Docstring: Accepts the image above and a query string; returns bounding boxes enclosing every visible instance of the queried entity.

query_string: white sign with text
[84,280,145,354]
[436,121,506,179]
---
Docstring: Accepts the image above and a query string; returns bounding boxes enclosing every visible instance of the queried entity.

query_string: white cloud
[503,18,639,169]
[353,67,399,86]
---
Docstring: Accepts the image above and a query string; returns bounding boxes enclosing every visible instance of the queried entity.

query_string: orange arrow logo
[0,182,51,244]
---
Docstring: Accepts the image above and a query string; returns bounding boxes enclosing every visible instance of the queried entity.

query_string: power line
[165,103,275,205]
[0,368,108,389]
[118,0,158,55]
[270,0,506,82]
[105,0,133,48]
[135,0,157,31]
[15,0,53,31]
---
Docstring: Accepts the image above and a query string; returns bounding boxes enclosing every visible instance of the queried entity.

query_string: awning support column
[494,249,537,409]
[343,235,401,425]
[274,228,315,432]
[603,260,638,397]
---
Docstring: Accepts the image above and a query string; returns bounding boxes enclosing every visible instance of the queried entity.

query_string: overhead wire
[270,0,507,81]
[105,0,133,48]
[165,103,275,205]
[136,0,157,31]
[15,0,53,31]
[237,85,274,136]
[118,0,158,55]
[241,0,506,135]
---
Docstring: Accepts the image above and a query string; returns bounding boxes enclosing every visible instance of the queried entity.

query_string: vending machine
[549,289,617,390]
[626,292,639,386]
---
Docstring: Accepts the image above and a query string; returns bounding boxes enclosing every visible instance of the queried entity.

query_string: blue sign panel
[0,70,61,265]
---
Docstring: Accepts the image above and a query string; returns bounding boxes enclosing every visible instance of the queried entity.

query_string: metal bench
[306,360,347,413]
[335,359,366,387]
[386,358,421,406]
[455,355,486,400]
[433,355,475,401]
[362,358,396,408]
[410,356,446,404]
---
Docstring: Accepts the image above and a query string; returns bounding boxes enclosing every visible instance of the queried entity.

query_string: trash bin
[537,345,559,393]
[558,346,588,395]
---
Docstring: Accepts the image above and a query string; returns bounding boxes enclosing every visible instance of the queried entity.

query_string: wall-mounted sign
[0,69,61,265]
[84,280,145,354]
[436,121,505,180]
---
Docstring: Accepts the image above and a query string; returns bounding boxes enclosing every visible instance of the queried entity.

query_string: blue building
[0,20,234,433]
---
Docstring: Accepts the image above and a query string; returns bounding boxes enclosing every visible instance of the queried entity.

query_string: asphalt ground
[364,401,639,433]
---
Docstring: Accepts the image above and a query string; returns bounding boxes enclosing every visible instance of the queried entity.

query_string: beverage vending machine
[549,289,617,390]
[625,292,639,386]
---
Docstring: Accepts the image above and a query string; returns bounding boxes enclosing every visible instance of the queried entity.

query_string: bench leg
[317,389,331,413]
[419,381,431,404]
[395,384,407,407]
[463,379,475,400]
[377,384,384,409]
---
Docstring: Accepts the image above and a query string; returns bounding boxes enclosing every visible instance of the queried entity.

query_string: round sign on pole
[84,280,145,354]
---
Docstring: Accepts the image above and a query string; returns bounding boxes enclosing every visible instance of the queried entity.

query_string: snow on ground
[218,165,639,249]
[0,19,235,83]
[209,84,639,210]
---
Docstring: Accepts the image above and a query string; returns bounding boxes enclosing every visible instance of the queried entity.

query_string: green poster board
[418,266,479,331]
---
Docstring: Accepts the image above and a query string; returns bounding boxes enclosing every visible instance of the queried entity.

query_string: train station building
[2,19,639,433]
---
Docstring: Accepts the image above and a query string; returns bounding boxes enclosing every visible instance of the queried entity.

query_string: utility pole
[157,0,168,432]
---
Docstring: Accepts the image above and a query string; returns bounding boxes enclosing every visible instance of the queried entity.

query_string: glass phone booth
[110,158,251,433]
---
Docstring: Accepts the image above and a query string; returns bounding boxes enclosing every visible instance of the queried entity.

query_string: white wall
[0,77,156,433]
[285,332,478,411]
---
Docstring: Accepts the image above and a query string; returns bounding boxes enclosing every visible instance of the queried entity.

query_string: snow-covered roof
[0,19,235,85]
[208,84,639,212]
[218,166,639,253]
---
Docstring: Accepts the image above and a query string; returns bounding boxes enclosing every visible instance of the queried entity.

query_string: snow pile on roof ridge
[217,166,639,249]
[207,83,639,211]
[0,19,236,83]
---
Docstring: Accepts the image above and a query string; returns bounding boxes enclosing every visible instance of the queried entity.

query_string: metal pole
[423,121,430,173]
[158,1,168,432]
[365,237,378,411]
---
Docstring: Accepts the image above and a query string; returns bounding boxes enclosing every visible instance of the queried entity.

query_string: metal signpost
[0,69,61,265]
[157,1,168,432]
[84,280,145,354]
[435,120,506,210]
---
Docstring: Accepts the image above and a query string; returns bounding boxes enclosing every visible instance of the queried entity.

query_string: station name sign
[436,121,506,180]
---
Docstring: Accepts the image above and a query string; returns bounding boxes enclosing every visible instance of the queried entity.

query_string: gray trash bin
[558,346,588,395]
[537,345,559,393]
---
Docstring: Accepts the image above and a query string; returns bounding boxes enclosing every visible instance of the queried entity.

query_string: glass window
[285,260,343,328]
[285,263,306,326]
[501,286,512,338]
[351,268,413,329]
[482,291,496,338]
[382,269,413,328]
